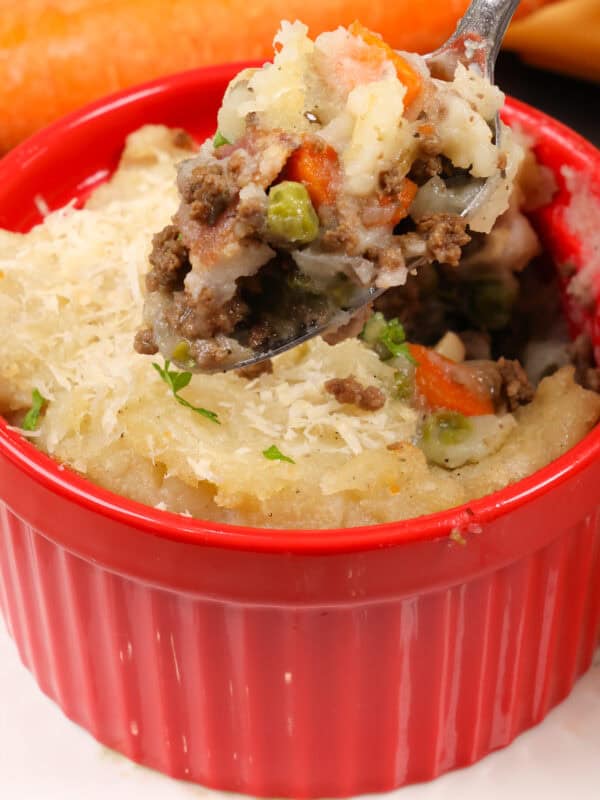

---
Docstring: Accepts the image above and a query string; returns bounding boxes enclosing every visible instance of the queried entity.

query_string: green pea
[172,340,191,363]
[267,181,319,245]
[423,411,472,446]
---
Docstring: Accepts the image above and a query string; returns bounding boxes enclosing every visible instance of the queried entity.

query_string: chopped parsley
[378,319,416,363]
[213,131,230,148]
[22,388,48,431]
[152,360,220,424]
[263,444,295,464]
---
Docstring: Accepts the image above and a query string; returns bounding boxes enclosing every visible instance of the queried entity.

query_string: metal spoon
[226,0,521,373]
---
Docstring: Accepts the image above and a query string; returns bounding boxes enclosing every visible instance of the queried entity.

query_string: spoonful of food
[136,0,521,374]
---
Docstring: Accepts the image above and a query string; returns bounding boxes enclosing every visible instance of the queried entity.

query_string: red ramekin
[0,65,599,797]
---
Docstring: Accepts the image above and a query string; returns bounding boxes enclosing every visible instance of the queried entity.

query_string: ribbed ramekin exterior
[1,502,599,797]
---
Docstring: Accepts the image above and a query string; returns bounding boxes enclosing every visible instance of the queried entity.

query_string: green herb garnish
[152,360,220,424]
[361,313,416,364]
[213,131,230,148]
[263,444,295,464]
[22,388,48,431]
[377,318,416,363]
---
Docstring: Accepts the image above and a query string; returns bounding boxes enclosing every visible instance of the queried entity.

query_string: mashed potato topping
[0,126,598,529]
[135,21,523,374]
[218,21,509,203]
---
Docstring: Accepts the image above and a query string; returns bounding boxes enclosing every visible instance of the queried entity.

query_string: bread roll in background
[0,0,560,152]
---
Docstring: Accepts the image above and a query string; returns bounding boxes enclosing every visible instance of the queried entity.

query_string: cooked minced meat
[236,359,274,379]
[133,327,158,355]
[325,375,386,411]
[182,162,235,225]
[417,214,471,267]
[497,357,535,411]
[146,224,190,292]
[135,21,519,373]
[409,156,444,184]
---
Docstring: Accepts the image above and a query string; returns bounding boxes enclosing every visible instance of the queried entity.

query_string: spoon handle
[452,0,521,75]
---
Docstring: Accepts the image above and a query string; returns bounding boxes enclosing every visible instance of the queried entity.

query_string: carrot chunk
[379,177,418,225]
[349,21,423,107]
[408,344,495,416]
[282,141,340,208]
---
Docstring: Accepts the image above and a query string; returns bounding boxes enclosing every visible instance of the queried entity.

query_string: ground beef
[146,225,190,292]
[323,305,372,346]
[236,192,267,237]
[182,163,234,225]
[417,214,471,267]
[247,320,276,350]
[380,160,410,195]
[409,156,443,185]
[133,327,158,355]
[319,202,362,254]
[189,338,233,371]
[236,359,273,379]
[320,222,361,253]
[324,375,386,411]
[497,357,535,411]
[163,288,248,343]
[373,245,406,277]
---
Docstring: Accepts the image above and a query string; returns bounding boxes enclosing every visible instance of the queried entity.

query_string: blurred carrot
[0,0,560,152]
[408,344,495,416]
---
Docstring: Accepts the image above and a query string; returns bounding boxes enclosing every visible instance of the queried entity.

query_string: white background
[1,620,599,799]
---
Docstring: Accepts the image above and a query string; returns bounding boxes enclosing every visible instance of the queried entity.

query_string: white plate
[1,620,599,798]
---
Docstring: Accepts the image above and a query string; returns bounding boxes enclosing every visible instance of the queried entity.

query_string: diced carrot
[281,141,340,208]
[379,177,418,225]
[408,344,495,416]
[349,20,423,107]
[417,123,436,137]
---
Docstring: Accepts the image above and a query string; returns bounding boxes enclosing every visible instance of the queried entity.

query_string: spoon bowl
[218,0,522,373]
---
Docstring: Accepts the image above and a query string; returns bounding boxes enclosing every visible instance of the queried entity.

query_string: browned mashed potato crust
[0,126,598,529]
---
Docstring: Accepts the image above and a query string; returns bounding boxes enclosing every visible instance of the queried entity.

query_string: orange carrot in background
[408,344,495,416]
[0,0,560,152]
